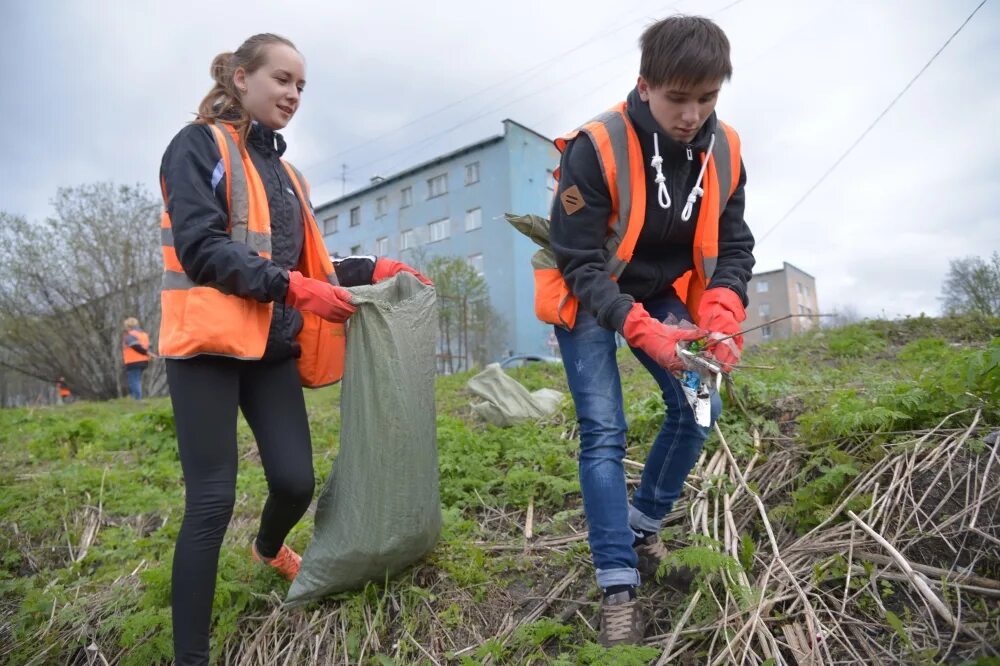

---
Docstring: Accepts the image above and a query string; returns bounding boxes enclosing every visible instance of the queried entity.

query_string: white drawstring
[681,133,715,222]
[650,133,671,210]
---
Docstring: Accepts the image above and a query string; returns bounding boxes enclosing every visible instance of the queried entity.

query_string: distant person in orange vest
[543,16,755,645]
[158,33,430,665]
[122,317,151,400]
[55,377,72,404]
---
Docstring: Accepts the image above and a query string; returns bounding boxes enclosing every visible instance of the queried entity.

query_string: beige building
[742,262,820,346]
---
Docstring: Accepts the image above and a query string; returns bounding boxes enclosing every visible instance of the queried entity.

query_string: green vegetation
[1,314,998,664]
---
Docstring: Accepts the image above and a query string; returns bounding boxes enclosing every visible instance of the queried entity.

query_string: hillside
[1,315,999,665]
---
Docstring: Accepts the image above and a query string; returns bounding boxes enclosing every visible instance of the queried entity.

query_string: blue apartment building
[314,119,561,360]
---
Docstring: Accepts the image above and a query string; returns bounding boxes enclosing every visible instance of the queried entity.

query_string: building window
[756,281,769,293]
[350,244,362,255]
[323,214,338,235]
[427,174,448,199]
[546,169,556,192]
[762,324,772,340]
[375,236,389,256]
[465,162,480,185]
[428,218,450,243]
[376,196,388,217]
[400,186,412,208]
[465,207,482,231]
[349,206,361,227]
[759,303,770,319]
[400,229,416,250]
[468,253,484,275]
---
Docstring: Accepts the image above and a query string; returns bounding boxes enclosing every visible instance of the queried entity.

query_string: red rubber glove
[372,257,433,286]
[285,270,356,323]
[622,303,706,372]
[697,287,746,372]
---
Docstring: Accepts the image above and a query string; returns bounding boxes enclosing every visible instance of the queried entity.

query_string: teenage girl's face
[234,44,306,130]
[637,76,722,145]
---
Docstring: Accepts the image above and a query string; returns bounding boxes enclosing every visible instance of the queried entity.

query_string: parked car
[498,354,562,369]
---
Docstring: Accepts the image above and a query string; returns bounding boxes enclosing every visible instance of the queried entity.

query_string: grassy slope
[1,315,998,665]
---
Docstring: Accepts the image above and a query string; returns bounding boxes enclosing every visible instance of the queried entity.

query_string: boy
[546,15,755,645]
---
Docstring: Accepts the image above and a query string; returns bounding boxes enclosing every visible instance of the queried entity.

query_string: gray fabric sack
[287,272,441,603]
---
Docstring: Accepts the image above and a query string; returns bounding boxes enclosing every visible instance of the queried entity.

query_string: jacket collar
[248,120,287,157]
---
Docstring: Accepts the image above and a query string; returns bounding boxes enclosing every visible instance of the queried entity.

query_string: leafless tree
[0,183,163,401]
[941,252,1000,317]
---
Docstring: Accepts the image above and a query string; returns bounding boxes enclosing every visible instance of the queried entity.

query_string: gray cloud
[2,0,996,318]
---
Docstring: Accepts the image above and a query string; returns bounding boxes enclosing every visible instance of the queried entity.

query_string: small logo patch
[560,185,586,215]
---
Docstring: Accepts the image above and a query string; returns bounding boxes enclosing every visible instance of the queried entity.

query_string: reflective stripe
[703,256,718,280]
[712,125,732,216]
[213,125,251,246]
[162,269,196,291]
[161,222,270,254]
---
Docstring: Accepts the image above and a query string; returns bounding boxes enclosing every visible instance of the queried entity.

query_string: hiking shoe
[251,542,301,581]
[598,590,644,647]
[634,534,694,592]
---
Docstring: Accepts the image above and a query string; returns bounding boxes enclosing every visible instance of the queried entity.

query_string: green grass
[1,314,998,664]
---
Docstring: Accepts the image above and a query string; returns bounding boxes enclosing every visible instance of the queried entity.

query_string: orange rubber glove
[285,271,356,323]
[372,258,433,286]
[697,287,746,372]
[622,303,706,372]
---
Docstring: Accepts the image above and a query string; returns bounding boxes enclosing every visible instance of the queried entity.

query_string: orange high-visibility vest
[158,122,345,388]
[122,329,150,365]
[534,101,741,329]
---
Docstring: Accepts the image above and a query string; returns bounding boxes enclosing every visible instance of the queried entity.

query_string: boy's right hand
[622,303,706,372]
[285,270,356,323]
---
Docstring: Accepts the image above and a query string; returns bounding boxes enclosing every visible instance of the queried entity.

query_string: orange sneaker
[251,542,302,581]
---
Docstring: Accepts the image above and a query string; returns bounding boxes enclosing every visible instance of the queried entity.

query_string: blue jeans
[126,365,144,400]
[555,291,721,588]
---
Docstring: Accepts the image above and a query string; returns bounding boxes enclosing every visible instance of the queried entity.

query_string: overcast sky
[2,0,997,317]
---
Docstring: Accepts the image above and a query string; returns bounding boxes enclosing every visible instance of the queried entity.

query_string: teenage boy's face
[637,76,723,144]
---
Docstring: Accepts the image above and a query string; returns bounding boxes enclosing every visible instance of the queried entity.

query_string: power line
[308,0,750,192]
[756,0,989,243]
[298,1,686,179]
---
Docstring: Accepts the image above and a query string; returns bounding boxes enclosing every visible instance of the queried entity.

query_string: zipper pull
[686,147,693,161]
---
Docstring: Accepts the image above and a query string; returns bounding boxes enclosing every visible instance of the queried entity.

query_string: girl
[158,33,428,664]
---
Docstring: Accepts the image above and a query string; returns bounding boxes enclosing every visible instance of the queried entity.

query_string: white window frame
[400,186,412,208]
[427,174,448,199]
[375,195,388,217]
[350,244,362,255]
[465,162,480,185]
[375,236,389,256]
[759,303,771,318]
[545,169,556,192]
[400,229,416,250]
[349,206,361,227]
[756,281,769,293]
[428,218,451,243]
[762,324,772,340]
[468,253,484,275]
[465,207,482,232]
[323,214,338,235]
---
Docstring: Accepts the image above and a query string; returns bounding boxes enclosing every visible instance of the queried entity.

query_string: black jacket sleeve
[706,159,755,305]
[548,137,635,333]
[332,255,377,287]
[161,124,289,303]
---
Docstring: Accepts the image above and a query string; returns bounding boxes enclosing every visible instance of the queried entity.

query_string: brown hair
[195,33,298,144]
[639,16,732,89]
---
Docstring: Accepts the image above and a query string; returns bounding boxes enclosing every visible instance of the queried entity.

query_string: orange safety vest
[122,328,150,365]
[57,381,71,398]
[158,122,345,388]
[533,101,741,329]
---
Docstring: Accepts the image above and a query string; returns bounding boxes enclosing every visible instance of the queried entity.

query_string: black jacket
[160,121,376,361]
[549,88,755,333]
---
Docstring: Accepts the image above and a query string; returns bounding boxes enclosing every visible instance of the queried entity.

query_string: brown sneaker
[598,590,644,647]
[634,534,694,592]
